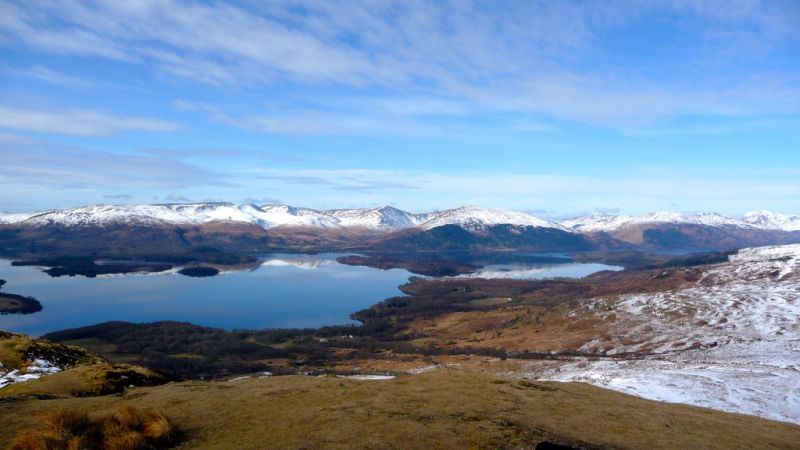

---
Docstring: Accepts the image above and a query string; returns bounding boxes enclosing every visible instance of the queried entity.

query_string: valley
[4,244,799,425]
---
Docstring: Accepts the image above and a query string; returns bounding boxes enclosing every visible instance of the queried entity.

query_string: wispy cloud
[139,147,237,158]
[0,105,178,136]
[2,1,797,127]
[164,193,191,202]
[102,194,134,200]
[0,134,226,189]
[258,172,418,193]
[243,196,283,205]
[1,65,89,87]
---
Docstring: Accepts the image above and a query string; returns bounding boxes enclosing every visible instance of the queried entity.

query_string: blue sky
[1,0,799,217]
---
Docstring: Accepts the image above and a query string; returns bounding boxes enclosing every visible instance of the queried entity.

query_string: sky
[1,0,799,217]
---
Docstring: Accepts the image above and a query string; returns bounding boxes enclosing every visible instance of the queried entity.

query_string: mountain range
[3,202,798,231]
[1,202,799,257]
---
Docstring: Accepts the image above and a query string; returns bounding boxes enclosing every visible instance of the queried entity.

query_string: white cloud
[0,105,179,136]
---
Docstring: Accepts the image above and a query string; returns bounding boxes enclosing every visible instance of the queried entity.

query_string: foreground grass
[2,369,798,449]
[8,405,177,450]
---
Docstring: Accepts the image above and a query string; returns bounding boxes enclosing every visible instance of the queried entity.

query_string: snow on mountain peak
[560,213,635,232]
[18,203,340,230]
[325,205,428,231]
[418,206,567,231]
[560,211,757,232]
[6,203,799,234]
[743,210,800,231]
[258,204,340,228]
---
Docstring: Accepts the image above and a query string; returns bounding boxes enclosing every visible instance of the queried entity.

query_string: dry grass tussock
[7,404,177,450]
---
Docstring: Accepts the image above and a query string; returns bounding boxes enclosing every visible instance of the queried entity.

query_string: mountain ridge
[4,202,799,232]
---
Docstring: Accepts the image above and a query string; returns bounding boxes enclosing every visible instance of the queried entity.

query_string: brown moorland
[2,369,799,449]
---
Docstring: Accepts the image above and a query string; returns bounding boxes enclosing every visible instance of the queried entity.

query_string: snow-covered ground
[338,374,395,380]
[0,359,61,389]
[528,244,800,424]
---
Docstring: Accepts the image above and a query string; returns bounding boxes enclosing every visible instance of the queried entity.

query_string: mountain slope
[531,243,800,424]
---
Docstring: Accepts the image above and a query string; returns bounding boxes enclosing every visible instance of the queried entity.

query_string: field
[3,369,799,449]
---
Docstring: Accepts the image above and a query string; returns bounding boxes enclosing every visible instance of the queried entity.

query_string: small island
[0,292,43,315]
[177,266,220,277]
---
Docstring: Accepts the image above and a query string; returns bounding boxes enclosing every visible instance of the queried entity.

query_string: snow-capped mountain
[5,203,566,233]
[15,203,341,230]
[3,203,430,232]
[743,210,800,232]
[325,206,429,231]
[3,203,799,237]
[0,212,39,224]
[561,211,753,233]
[418,206,568,231]
[257,205,340,228]
[559,213,637,233]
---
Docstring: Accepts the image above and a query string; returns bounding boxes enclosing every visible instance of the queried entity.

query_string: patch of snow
[227,375,251,382]
[0,359,61,389]
[339,374,395,380]
[406,364,439,374]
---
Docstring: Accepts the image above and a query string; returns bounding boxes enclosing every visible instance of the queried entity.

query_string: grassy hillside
[2,369,799,449]
[0,331,171,398]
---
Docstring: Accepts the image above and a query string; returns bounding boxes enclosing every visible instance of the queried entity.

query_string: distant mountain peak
[561,211,755,232]
[325,205,428,231]
[418,206,568,231]
[743,210,800,231]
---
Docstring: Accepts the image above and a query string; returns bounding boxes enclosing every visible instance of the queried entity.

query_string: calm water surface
[0,254,621,336]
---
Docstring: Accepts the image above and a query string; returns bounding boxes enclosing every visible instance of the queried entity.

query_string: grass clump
[7,404,177,450]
